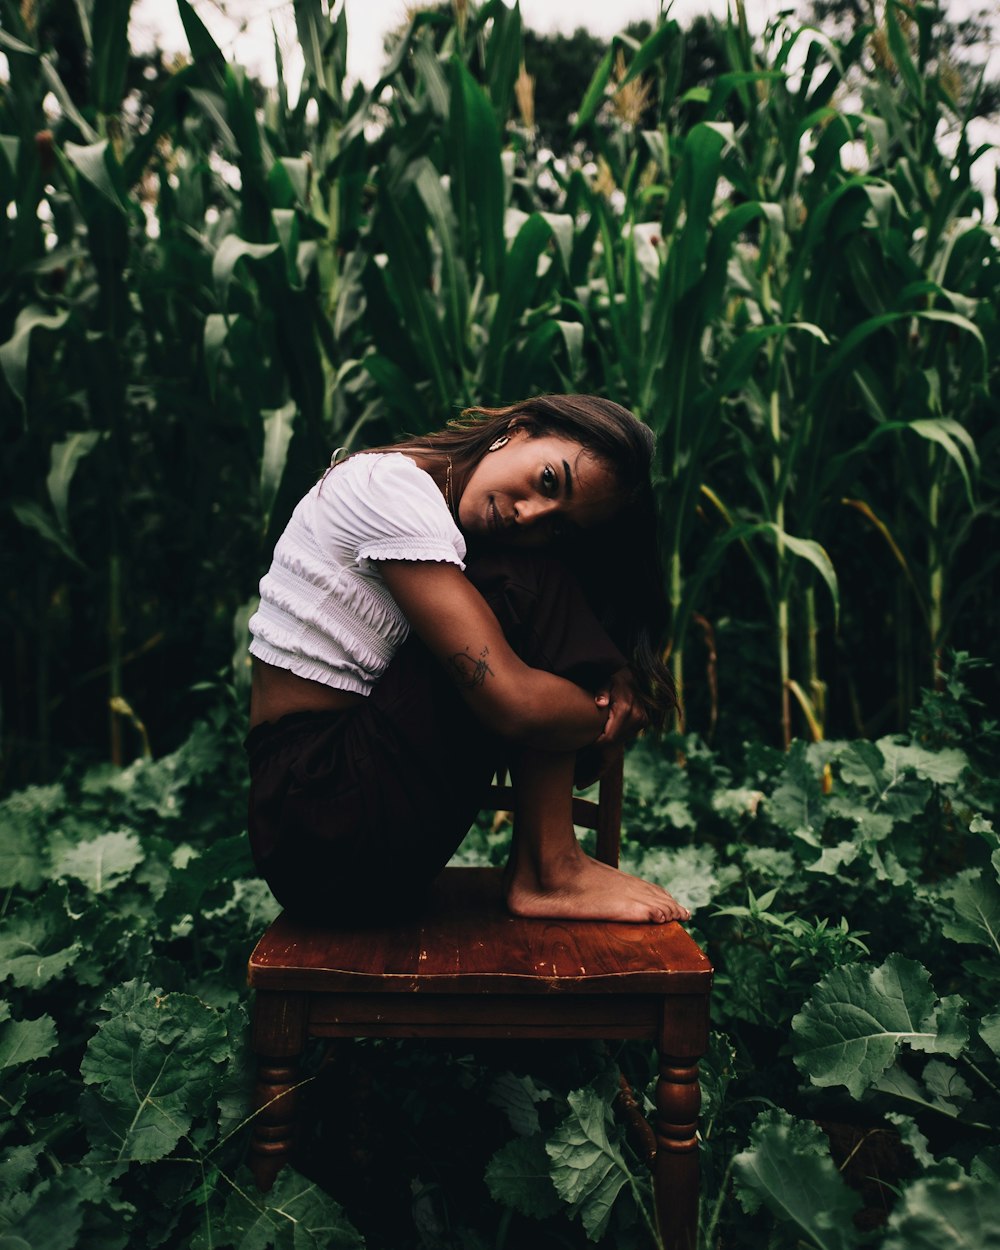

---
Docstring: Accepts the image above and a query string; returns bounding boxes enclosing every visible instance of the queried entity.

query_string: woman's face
[457,428,620,546]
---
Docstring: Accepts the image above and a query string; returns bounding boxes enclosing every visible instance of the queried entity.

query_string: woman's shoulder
[314,451,461,548]
[333,450,427,486]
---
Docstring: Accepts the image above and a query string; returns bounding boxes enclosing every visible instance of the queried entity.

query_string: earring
[488,435,509,452]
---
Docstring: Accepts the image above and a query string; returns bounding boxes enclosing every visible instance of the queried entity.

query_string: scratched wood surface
[249,867,712,994]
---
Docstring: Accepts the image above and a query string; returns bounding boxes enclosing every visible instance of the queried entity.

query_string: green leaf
[906,417,979,508]
[883,1174,1000,1250]
[838,740,930,820]
[63,140,127,212]
[807,841,860,875]
[0,787,61,890]
[204,312,230,398]
[0,903,81,989]
[80,981,230,1164]
[0,1013,57,1070]
[922,1057,972,1110]
[0,29,37,55]
[939,871,1000,955]
[90,0,133,112]
[0,1174,89,1250]
[733,1109,861,1250]
[874,1063,967,1120]
[761,524,839,625]
[46,431,103,535]
[980,1011,1000,1056]
[487,1072,550,1137]
[0,305,70,410]
[792,955,968,1097]
[40,55,99,142]
[0,1144,44,1202]
[260,400,297,529]
[448,57,504,291]
[485,1135,562,1219]
[176,0,226,81]
[546,1086,632,1241]
[766,741,823,838]
[573,47,615,133]
[208,1164,364,1249]
[51,830,143,894]
[212,237,280,313]
[10,501,83,566]
[875,739,968,786]
[622,21,678,85]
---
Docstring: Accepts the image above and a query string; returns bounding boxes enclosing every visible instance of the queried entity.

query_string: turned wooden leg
[654,995,710,1250]
[249,991,308,1191]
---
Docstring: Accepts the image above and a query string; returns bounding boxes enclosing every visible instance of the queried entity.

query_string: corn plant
[1,0,997,781]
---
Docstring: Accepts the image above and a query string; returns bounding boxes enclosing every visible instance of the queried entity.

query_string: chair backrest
[484,746,624,867]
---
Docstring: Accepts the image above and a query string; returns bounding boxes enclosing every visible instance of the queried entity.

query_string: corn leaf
[212,237,280,312]
[260,400,297,530]
[46,431,103,534]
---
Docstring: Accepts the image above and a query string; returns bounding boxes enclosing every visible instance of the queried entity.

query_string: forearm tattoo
[448,645,495,689]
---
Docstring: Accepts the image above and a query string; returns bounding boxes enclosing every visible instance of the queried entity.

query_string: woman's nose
[514,497,558,526]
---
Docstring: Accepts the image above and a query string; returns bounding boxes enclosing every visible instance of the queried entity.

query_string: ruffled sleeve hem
[358,538,466,568]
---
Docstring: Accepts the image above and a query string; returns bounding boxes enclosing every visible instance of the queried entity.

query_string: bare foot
[506,845,691,924]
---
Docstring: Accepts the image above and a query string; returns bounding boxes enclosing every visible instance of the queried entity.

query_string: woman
[245,394,689,925]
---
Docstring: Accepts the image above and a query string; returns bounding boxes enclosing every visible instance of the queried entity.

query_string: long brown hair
[380,395,677,727]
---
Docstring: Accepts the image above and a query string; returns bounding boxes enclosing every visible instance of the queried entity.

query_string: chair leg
[653,1055,701,1250]
[249,991,308,1191]
[654,995,710,1250]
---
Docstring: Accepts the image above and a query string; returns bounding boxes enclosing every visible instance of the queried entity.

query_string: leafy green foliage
[80,981,231,1164]
[485,1134,563,1220]
[0,1004,56,1072]
[733,1109,862,1250]
[205,1166,364,1250]
[545,1086,638,1242]
[883,1173,1000,1250]
[791,956,967,1097]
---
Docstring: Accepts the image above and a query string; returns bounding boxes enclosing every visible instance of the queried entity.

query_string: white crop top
[248,453,466,694]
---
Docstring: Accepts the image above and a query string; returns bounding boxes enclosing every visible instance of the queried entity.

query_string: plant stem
[670,546,685,730]
[805,585,825,735]
[770,386,790,749]
[928,460,942,688]
[109,551,123,766]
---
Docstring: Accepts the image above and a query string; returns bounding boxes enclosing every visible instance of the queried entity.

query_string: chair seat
[248,867,711,996]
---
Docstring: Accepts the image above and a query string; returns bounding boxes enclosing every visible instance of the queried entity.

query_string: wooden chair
[247,752,713,1250]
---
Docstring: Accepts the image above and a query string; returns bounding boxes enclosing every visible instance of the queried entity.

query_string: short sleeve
[323,453,466,569]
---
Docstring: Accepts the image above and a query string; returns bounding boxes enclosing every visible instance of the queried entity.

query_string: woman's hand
[593,666,648,746]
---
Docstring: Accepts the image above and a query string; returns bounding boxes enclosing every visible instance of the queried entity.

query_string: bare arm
[380,560,607,749]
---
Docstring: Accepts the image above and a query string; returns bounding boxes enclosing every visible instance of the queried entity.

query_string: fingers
[594,699,647,746]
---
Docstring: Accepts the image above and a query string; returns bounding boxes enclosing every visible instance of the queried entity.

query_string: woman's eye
[542,466,557,492]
